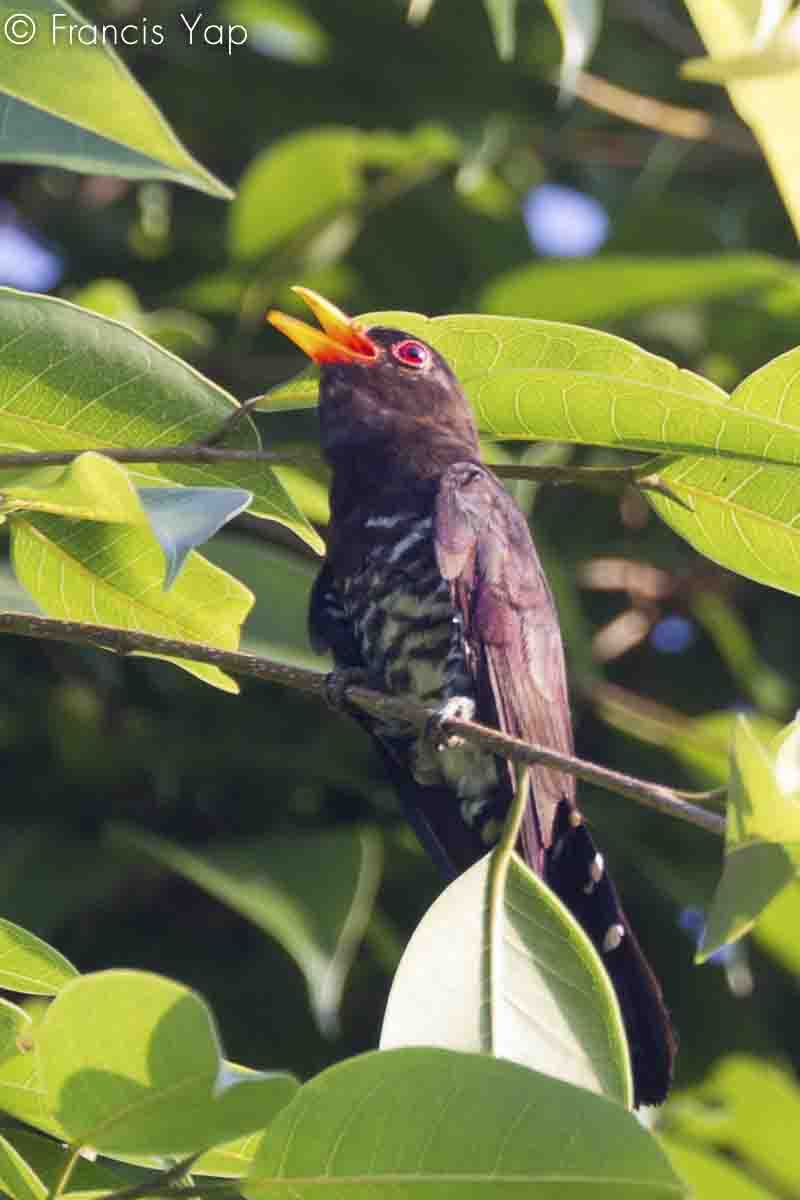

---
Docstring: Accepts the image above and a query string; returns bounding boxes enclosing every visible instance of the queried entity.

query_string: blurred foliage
[1,1,800,1196]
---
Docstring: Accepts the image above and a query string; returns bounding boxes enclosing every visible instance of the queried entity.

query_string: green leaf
[0,1130,46,1200]
[201,535,330,670]
[0,0,229,197]
[700,716,800,960]
[39,970,299,1156]
[381,853,632,1106]
[660,1136,775,1200]
[0,999,61,1139]
[0,918,77,995]
[683,8,800,81]
[220,0,330,63]
[107,825,382,1035]
[648,455,800,599]
[244,1048,685,1200]
[483,0,517,59]
[0,453,146,524]
[193,1131,264,1179]
[479,254,788,324]
[751,876,800,973]
[542,0,602,89]
[0,1127,139,1193]
[665,1055,800,1196]
[230,124,459,261]
[682,1,800,238]
[0,289,321,555]
[10,512,253,692]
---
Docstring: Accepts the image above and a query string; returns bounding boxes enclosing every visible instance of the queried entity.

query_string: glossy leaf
[0,918,77,995]
[648,456,800,599]
[381,853,632,1106]
[0,289,320,554]
[682,0,800,237]
[11,512,253,692]
[137,487,252,589]
[480,254,788,324]
[700,716,800,960]
[108,825,382,1034]
[39,970,298,1155]
[0,0,229,196]
[244,1048,684,1200]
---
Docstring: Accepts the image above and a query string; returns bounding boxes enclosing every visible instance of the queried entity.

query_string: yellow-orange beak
[267,287,378,364]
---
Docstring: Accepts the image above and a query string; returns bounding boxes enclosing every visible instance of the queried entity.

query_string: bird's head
[268,288,479,474]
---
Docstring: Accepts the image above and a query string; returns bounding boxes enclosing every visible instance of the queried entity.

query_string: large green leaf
[244,1048,684,1200]
[648,455,800,598]
[108,825,382,1034]
[0,289,321,554]
[0,919,77,995]
[10,512,253,692]
[0,999,61,1139]
[0,0,229,196]
[682,0,800,237]
[700,716,800,960]
[39,970,299,1156]
[265,309,800,472]
[381,853,631,1106]
[479,254,789,324]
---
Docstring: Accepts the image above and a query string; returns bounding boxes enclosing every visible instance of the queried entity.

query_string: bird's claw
[424,696,476,751]
[324,667,369,714]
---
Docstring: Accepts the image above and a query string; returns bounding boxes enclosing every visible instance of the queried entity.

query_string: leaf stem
[0,610,725,836]
[485,769,531,1054]
[50,1143,82,1200]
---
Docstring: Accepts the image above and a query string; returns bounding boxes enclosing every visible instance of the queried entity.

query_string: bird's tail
[544,803,676,1106]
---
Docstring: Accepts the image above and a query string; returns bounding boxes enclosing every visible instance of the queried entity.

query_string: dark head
[268,289,480,492]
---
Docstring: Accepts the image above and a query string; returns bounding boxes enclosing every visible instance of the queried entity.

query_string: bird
[268,287,676,1106]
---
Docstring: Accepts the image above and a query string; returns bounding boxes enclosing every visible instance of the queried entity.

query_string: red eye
[392,339,430,368]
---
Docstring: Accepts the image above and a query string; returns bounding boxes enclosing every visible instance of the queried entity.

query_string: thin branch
[195,395,263,447]
[0,611,725,836]
[572,70,758,157]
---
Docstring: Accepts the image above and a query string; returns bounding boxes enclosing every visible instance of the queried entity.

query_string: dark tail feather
[545,804,677,1106]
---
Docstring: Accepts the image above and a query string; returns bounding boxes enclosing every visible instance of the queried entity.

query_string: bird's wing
[435,462,676,1105]
[434,460,574,871]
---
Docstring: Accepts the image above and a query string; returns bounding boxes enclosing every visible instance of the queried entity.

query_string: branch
[572,70,758,157]
[0,611,725,836]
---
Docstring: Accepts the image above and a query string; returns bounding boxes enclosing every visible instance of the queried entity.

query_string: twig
[195,396,263,447]
[572,70,758,156]
[0,611,725,836]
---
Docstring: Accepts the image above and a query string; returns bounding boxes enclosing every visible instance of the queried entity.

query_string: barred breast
[341,511,499,828]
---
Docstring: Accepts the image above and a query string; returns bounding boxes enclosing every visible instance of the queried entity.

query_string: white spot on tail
[602,924,625,953]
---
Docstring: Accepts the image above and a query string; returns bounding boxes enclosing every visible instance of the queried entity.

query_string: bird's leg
[424,695,477,752]
[324,667,370,715]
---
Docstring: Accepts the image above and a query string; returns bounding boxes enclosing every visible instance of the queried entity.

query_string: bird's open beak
[267,287,378,364]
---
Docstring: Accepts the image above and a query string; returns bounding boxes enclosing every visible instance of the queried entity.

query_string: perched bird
[268,288,676,1105]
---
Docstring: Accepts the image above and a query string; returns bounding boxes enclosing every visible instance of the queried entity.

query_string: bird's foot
[425,695,476,752]
[324,667,370,715]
